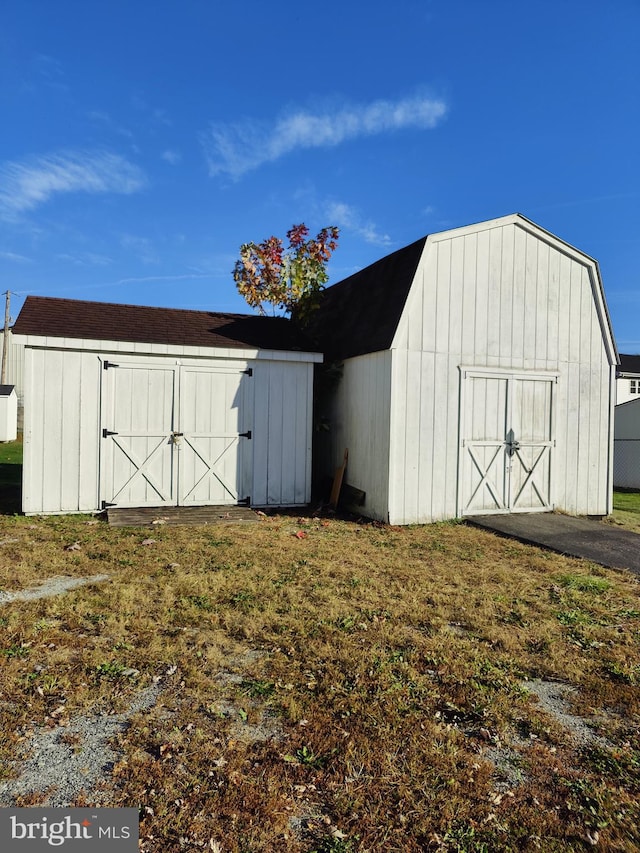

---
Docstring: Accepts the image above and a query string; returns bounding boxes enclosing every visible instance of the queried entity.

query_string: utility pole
[1,290,10,385]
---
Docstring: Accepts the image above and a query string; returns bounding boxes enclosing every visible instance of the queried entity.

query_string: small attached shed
[613,399,640,490]
[12,297,321,515]
[311,214,618,524]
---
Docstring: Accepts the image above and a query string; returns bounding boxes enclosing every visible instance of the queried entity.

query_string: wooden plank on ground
[107,505,259,527]
[329,449,348,508]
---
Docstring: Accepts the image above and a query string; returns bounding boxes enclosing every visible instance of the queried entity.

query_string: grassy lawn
[0,507,639,852]
[610,490,640,533]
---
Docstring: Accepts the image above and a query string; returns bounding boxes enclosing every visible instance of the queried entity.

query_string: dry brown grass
[1,511,639,852]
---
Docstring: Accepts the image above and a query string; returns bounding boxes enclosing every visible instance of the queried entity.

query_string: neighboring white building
[0,328,25,415]
[616,354,640,405]
[13,297,321,515]
[312,214,618,524]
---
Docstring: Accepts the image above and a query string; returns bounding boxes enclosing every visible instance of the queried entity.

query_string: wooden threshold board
[107,505,259,528]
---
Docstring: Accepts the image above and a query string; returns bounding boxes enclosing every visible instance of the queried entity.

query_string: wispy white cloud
[0,150,146,219]
[120,234,159,265]
[0,250,32,263]
[34,54,69,93]
[202,93,448,178]
[87,111,135,140]
[111,273,212,286]
[324,200,393,248]
[161,149,181,165]
[57,273,216,293]
[55,251,113,267]
[131,94,172,126]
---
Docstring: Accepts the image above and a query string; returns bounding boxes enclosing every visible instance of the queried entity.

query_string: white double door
[100,359,253,508]
[459,370,556,515]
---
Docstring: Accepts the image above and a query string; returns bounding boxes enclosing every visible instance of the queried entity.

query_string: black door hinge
[240,430,252,440]
[238,496,251,506]
[243,367,253,376]
[101,500,117,510]
[102,429,118,438]
[103,360,119,370]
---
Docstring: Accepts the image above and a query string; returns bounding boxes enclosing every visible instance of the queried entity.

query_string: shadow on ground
[0,461,22,515]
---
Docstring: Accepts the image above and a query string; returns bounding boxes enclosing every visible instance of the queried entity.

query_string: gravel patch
[484,744,528,790]
[0,684,162,807]
[523,679,612,748]
[0,574,110,604]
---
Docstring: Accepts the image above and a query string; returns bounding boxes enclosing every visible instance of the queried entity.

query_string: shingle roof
[12,296,316,352]
[307,236,427,360]
[618,354,640,375]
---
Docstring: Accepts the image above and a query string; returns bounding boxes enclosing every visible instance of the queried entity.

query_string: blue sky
[1,1,639,347]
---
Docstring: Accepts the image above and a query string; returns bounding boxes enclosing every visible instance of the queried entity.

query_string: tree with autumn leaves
[232,224,339,321]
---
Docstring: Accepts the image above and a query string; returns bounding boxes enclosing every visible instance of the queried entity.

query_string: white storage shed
[13,297,321,515]
[0,385,17,442]
[613,398,640,490]
[311,214,618,525]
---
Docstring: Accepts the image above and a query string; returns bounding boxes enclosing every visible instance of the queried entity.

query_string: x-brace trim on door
[180,434,241,503]
[465,444,507,512]
[110,433,173,503]
[458,368,557,517]
[510,445,551,509]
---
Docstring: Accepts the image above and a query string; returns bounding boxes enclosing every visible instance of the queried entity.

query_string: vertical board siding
[24,349,314,514]
[331,352,392,522]
[499,225,515,362]
[23,348,101,514]
[389,220,613,523]
[252,360,313,507]
[487,227,503,361]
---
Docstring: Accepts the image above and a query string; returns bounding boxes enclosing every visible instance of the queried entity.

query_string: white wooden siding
[389,218,614,524]
[23,348,102,514]
[21,346,316,514]
[616,378,640,406]
[328,351,392,522]
[15,334,321,364]
[252,360,314,507]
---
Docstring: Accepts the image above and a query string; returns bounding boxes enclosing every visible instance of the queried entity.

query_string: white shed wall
[252,360,314,507]
[23,347,102,514]
[327,351,392,522]
[389,219,614,524]
[22,345,317,514]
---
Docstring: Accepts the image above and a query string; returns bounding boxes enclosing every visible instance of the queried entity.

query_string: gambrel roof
[13,295,315,353]
[311,214,618,366]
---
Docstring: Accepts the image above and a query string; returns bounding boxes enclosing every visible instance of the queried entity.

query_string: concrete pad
[468,513,640,574]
